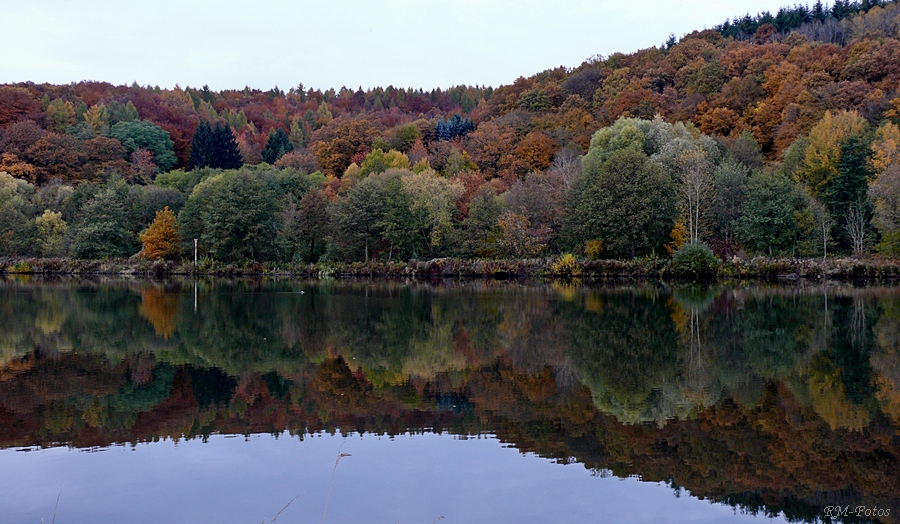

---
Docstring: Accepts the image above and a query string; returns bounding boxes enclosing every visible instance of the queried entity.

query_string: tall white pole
[194,238,198,267]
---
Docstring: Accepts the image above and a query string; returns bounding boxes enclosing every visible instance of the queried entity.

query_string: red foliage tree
[0,87,41,127]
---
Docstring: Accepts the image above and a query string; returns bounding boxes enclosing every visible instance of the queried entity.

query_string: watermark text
[824,506,890,519]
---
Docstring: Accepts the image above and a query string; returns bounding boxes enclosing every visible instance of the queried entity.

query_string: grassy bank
[4,255,900,281]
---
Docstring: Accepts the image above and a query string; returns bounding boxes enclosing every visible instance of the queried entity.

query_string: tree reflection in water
[1,277,899,522]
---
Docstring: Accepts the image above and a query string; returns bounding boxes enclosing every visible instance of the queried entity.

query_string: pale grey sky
[3,0,796,91]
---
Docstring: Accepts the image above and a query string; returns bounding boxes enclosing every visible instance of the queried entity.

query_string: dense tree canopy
[0,1,899,261]
[108,120,177,172]
[568,148,676,257]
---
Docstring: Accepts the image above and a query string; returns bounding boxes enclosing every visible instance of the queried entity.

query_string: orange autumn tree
[140,206,181,261]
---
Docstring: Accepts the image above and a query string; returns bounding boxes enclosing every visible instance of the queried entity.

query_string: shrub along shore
[3,255,900,281]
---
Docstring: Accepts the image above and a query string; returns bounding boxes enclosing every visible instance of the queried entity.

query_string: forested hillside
[2,1,900,263]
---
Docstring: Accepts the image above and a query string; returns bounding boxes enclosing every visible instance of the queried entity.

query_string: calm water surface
[1,277,899,523]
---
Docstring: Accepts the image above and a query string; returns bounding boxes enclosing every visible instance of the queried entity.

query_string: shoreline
[4,256,900,281]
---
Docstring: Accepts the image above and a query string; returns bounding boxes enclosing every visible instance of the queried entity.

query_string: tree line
[1,108,897,262]
[714,0,897,41]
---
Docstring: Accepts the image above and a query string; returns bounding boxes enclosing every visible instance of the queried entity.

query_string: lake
[1,277,898,523]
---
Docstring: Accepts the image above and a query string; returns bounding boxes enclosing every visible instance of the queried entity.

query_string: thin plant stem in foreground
[51,485,64,524]
[322,442,351,524]
[261,493,303,524]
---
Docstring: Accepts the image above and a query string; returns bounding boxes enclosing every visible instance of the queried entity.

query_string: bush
[671,242,718,280]
[11,261,32,273]
[550,253,582,277]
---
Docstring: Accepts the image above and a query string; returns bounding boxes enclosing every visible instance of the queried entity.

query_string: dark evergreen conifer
[262,128,293,164]
[212,123,243,169]
[812,0,826,20]
[188,121,214,170]
[434,114,475,141]
[827,134,873,252]
[189,122,242,170]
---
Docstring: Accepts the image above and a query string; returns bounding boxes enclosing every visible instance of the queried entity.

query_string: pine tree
[262,128,293,164]
[123,101,139,122]
[189,121,214,170]
[211,123,243,169]
[288,119,307,149]
[812,0,826,20]
[189,122,242,170]
[827,134,873,252]
[46,99,75,132]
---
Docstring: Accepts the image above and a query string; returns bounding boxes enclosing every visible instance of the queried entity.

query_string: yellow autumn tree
[665,219,689,255]
[799,110,868,195]
[82,104,109,135]
[140,206,181,261]
[872,121,900,176]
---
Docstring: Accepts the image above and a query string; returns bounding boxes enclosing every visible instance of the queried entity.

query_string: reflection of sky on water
[1,432,786,524]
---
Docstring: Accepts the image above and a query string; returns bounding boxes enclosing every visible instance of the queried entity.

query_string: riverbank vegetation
[2,2,900,270]
[5,253,900,280]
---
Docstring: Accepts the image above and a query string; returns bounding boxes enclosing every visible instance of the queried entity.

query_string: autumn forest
[3,1,900,265]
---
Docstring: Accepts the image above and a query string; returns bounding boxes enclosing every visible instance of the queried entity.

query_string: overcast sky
[4,0,796,91]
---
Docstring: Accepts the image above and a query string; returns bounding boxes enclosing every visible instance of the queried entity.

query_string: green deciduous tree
[35,209,68,256]
[462,185,505,258]
[0,172,35,255]
[71,184,137,259]
[871,165,900,255]
[375,172,419,260]
[178,168,280,262]
[296,189,330,262]
[736,169,802,256]
[581,117,650,170]
[709,159,748,245]
[568,148,676,258]
[359,149,410,177]
[401,169,464,258]
[332,175,386,262]
[108,121,177,172]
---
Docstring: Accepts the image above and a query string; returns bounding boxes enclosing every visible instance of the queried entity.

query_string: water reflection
[2,278,900,522]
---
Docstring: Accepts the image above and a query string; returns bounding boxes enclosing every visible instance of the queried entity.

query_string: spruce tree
[188,121,214,170]
[827,134,873,252]
[212,123,243,169]
[189,122,242,170]
[262,128,293,164]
